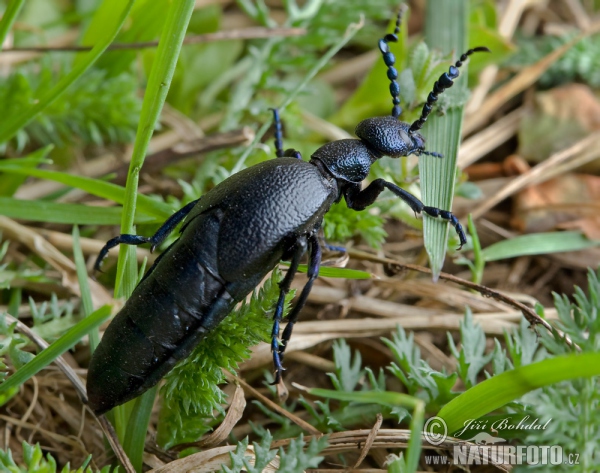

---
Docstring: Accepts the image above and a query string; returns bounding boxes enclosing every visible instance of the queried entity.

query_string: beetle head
[355,116,429,158]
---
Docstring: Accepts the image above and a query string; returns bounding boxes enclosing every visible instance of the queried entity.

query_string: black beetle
[86,9,488,415]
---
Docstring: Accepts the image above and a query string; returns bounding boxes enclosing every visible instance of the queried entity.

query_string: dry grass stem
[458,107,526,168]
[471,132,600,219]
[173,384,246,451]
[225,372,322,436]
[0,216,113,307]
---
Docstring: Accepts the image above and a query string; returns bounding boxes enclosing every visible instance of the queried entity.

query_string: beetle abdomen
[87,212,237,415]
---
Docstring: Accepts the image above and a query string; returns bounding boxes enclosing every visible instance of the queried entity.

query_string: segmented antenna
[409,46,490,133]
[378,6,405,119]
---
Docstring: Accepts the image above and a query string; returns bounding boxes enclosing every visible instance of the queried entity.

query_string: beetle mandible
[86,8,489,415]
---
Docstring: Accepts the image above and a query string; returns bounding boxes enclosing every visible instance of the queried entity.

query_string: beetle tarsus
[93,199,199,272]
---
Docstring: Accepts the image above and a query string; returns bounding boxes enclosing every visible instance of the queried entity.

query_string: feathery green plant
[0,441,109,473]
[0,67,141,153]
[223,431,328,473]
[156,270,295,449]
[508,33,600,88]
[515,269,600,471]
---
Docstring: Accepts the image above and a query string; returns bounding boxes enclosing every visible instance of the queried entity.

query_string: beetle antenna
[409,46,490,133]
[378,6,405,119]
[421,150,443,158]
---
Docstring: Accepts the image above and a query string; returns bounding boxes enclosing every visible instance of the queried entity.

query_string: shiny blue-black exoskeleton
[86,8,489,415]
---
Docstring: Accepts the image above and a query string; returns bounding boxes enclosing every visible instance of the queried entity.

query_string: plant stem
[0,0,26,50]
[467,214,485,284]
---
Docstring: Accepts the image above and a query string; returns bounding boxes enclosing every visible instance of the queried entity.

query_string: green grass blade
[438,352,600,434]
[0,197,155,225]
[307,387,420,407]
[333,11,408,128]
[482,231,600,262]
[292,264,373,279]
[123,385,158,472]
[231,17,363,174]
[113,0,196,463]
[0,305,112,396]
[72,226,99,352]
[419,0,469,279]
[0,0,26,50]
[467,214,485,283]
[0,0,135,145]
[115,0,195,292]
[0,147,53,197]
[0,164,172,219]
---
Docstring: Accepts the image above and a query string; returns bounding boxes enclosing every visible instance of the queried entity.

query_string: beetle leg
[344,180,467,249]
[271,108,285,158]
[319,231,346,254]
[282,149,302,160]
[94,199,199,272]
[271,237,307,384]
[147,199,200,252]
[318,228,346,253]
[270,108,302,160]
[278,233,321,362]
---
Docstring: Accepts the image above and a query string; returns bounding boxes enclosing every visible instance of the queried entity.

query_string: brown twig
[272,429,510,472]
[347,248,579,351]
[0,216,113,307]
[471,132,600,219]
[97,415,136,473]
[225,371,322,436]
[4,313,88,402]
[463,20,600,134]
[113,127,254,184]
[354,413,383,468]
[0,27,306,54]
[172,383,246,451]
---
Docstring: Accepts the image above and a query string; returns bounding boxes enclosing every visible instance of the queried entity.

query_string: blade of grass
[0,0,26,50]
[437,351,600,434]
[419,0,469,279]
[0,147,52,197]
[0,305,112,396]
[72,226,99,351]
[123,385,158,472]
[467,214,484,283]
[113,0,196,463]
[0,197,156,225]
[0,0,136,144]
[482,231,600,262]
[0,164,172,219]
[292,264,373,279]
[332,11,408,128]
